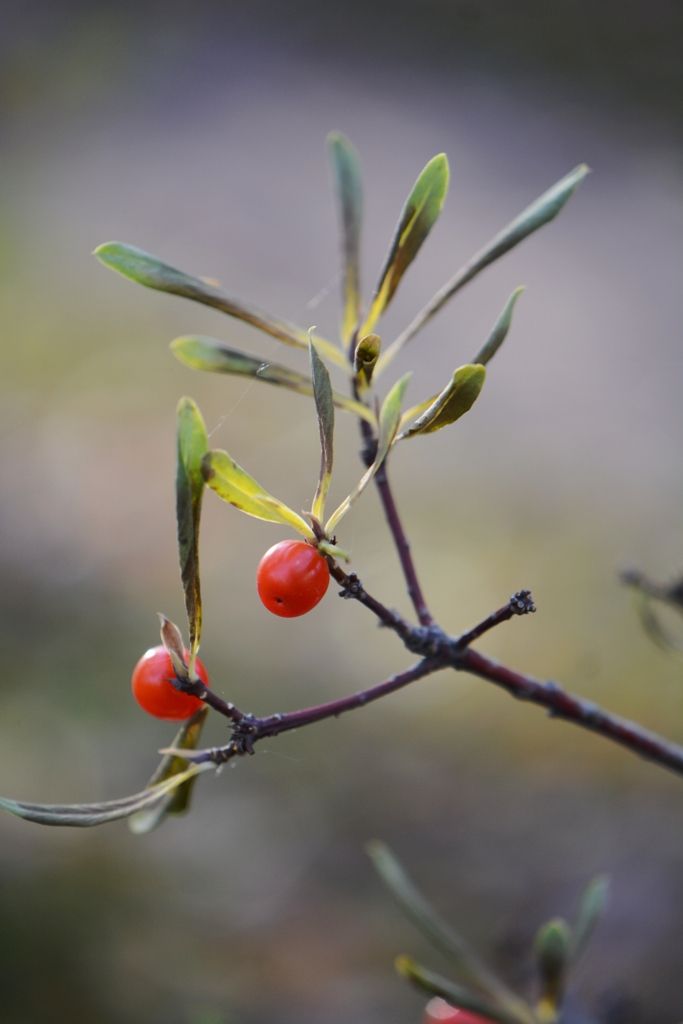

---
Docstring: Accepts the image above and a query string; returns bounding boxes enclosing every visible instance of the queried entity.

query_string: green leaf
[571,875,609,964]
[399,364,486,439]
[325,373,411,535]
[176,397,208,662]
[378,163,589,373]
[534,918,572,1019]
[309,339,335,521]
[328,132,363,347]
[354,333,381,392]
[395,957,530,1024]
[368,842,527,1011]
[170,336,375,423]
[0,763,212,828]
[203,449,314,538]
[633,591,683,655]
[129,707,210,834]
[472,287,525,366]
[361,153,450,335]
[93,242,347,369]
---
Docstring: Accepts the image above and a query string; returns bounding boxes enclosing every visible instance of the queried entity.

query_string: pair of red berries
[131,541,329,720]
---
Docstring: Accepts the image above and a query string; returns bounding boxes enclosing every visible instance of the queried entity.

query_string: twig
[171,659,444,765]
[459,648,683,777]
[374,463,433,626]
[455,590,536,648]
[176,677,245,725]
[357,398,433,626]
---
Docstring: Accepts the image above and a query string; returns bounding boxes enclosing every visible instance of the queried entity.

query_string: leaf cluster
[370,842,608,1024]
[0,133,587,831]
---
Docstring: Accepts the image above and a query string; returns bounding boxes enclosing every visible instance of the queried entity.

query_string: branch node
[510,589,536,615]
[337,572,364,599]
[405,624,448,658]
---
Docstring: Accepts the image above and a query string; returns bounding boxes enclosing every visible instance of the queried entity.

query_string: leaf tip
[394,954,413,978]
[92,241,118,264]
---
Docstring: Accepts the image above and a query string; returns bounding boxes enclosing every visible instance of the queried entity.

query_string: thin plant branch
[355,395,433,626]
[174,568,683,781]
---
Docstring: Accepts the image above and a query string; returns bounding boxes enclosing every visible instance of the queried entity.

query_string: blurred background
[2,1,683,1021]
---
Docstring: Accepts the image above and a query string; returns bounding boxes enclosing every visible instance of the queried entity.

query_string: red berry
[131,646,208,720]
[423,998,493,1024]
[256,539,329,618]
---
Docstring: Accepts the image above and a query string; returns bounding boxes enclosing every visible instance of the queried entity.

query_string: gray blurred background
[2,1,683,1021]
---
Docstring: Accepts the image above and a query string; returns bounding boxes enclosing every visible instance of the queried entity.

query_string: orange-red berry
[423,998,493,1024]
[256,539,329,618]
[131,645,208,720]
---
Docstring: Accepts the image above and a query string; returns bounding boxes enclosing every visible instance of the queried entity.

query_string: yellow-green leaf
[361,154,449,335]
[310,339,335,521]
[378,164,589,374]
[203,449,314,538]
[354,333,381,392]
[325,373,410,534]
[534,918,572,1018]
[94,242,347,369]
[368,841,523,1009]
[129,707,209,834]
[176,397,208,661]
[571,875,609,964]
[0,763,212,828]
[395,957,527,1024]
[328,132,363,347]
[171,335,375,423]
[472,287,525,366]
[399,364,486,439]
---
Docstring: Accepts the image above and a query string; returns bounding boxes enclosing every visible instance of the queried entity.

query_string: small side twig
[175,677,246,725]
[456,590,536,649]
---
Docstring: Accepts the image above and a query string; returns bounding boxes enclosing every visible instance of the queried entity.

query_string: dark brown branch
[175,677,245,725]
[356,394,433,626]
[459,648,683,777]
[181,566,683,780]
[172,659,444,765]
[255,658,443,738]
[455,590,536,648]
[327,561,415,642]
[374,463,433,626]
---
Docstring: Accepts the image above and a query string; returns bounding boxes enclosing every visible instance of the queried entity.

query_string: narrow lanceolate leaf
[203,449,314,538]
[328,132,363,347]
[395,958,529,1024]
[176,397,208,661]
[325,373,410,534]
[472,287,525,366]
[309,339,335,521]
[534,918,571,1019]
[170,336,375,423]
[633,590,683,656]
[368,842,527,1012]
[93,242,347,369]
[571,875,609,964]
[129,707,209,834]
[361,153,450,336]
[0,763,212,828]
[399,364,486,440]
[378,164,589,374]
